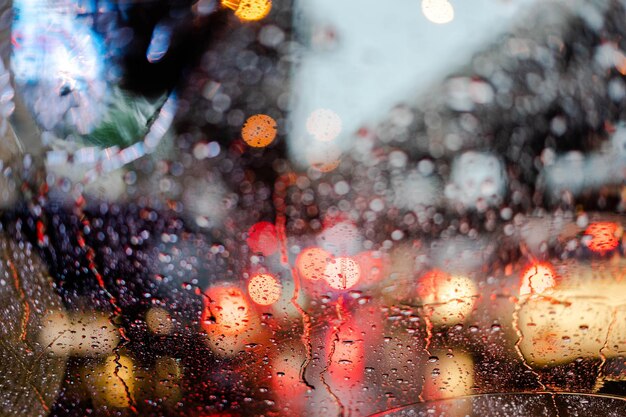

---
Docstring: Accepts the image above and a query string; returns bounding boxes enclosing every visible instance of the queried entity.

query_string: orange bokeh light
[203,286,251,335]
[519,262,556,296]
[241,114,277,147]
[246,221,279,256]
[584,222,621,253]
[222,0,272,21]
[324,257,361,290]
[247,273,282,306]
[296,247,332,281]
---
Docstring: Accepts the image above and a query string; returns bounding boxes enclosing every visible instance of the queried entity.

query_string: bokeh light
[206,331,261,358]
[421,0,454,24]
[223,0,272,21]
[246,221,279,256]
[39,311,73,356]
[519,262,556,296]
[145,307,174,335]
[417,270,477,326]
[445,151,505,210]
[416,269,449,300]
[95,355,135,408]
[305,108,342,142]
[518,293,611,366]
[296,247,332,281]
[8,0,626,414]
[146,22,172,63]
[584,222,621,253]
[202,286,264,358]
[241,114,277,147]
[248,273,282,306]
[324,257,361,290]
[203,286,252,335]
[317,220,362,256]
[39,311,119,356]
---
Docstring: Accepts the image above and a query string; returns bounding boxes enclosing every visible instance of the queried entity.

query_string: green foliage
[82,89,166,148]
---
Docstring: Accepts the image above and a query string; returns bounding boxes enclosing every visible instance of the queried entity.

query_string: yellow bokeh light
[145,307,174,335]
[417,270,477,326]
[421,0,454,24]
[517,268,626,367]
[247,273,282,306]
[518,295,610,367]
[519,262,556,296]
[39,311,119,356]
[241,114,277,147]
[223,0,272,21]
[96,355,135,408]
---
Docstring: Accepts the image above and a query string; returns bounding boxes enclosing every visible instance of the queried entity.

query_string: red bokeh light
[584,222,621,253]
[246,221,279,256]
[416,269,451,301]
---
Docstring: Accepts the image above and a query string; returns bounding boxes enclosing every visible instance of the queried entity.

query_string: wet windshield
[2,0,626,416]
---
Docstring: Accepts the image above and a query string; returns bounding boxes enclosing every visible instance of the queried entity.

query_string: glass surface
[377,393,626,417]
[1,0,626,416]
